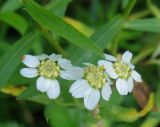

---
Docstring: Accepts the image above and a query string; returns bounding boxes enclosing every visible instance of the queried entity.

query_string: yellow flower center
[84,65,107,89]
[113,61,131,79]
[38,59,60,79]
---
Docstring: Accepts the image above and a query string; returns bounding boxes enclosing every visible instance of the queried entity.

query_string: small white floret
[22,55,40,68]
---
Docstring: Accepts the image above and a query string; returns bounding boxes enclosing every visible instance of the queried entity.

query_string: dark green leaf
[1,0,22,12]
[22,0,102,55]
[0,12,28,35]
[45,105,85,127]
[68,15,124,64]
[91,15,124,48]
[0,31,40,88]
[124,18,160,33]
[18,82,50,105]
[46,0,72,17]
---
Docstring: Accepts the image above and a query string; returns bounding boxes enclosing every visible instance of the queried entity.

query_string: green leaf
[101,93,154,122]
[45,105,84,127]
[140,116,160,127]
[0,12,28,35]
[0,122,24,127]
[46,0,72,17]
[91,15,124,48]
[124,18,160,33]
[64,17,94,37]
[68,15,124,64]
[0,31,40,88]
[152,42,160,58]
[147,59,160,66]
[18,82,50,105]
[1,0,22,12]
[0,41,11,53]
[22,0,102,55]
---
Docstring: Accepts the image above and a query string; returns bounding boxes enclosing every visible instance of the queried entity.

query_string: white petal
[46,80,60,99]
[116,78,128,95]
[84,88,100,110]
[122,51,133,63]
[102,83,112,101]
[22,55,40,68]
[58,58,72,70]
[129,63,135,69]
[49,53,62,61]
[20,68,38,78]
[60,66,84,80]
[36,54,48,60]
[70,80,91,98]
[104,54,117,61]
[106,77,113,85]
[36,77,51,92]
[70,79,88,93]
[98,60,118,79]
[128,76,134,93]
[131,70,142,82]
[98,60,109,69]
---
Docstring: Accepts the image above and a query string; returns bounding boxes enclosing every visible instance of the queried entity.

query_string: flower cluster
[20,51,142,110]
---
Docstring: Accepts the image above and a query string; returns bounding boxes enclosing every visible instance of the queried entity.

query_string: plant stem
[55,99,84,109]
[123,0,137,18]
[110,31,122,55]
[147,0,160,18]
[92,105,105,127]
[111,0,137,54]
[132,48,154,64]
[129,10,150,20]
[40,26,67,57]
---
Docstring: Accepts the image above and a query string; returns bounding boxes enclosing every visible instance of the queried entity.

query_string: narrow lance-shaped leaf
[124,18,160,33]
[22,0,102,55]
[45,105,81,127]
[18,83,50,105]
[72,15,124,64]
[1,0,22,12]
[46,0,72,17]
[0,31,40,88]
[101,94,154,122]
[0,12,28,35]
[91,15,124,47]
[64,17,94,37]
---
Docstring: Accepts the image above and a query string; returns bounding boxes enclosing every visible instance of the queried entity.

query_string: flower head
[20,53,73,99]
[99,51,142,95]
[61,63,112,110]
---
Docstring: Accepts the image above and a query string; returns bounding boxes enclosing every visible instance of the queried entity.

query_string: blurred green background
[0,0,160,127]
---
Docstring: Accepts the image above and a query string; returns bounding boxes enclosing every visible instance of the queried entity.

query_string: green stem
[55,99,84,109]
[40,26,67,57]
[123,0,137,18]
[129,10,150,20]
[147,0,160,18]
[111,0,137,54]
[146,59,160,66]
[55,100,77,107]
[110,31,122,55]
[132,48,154,64]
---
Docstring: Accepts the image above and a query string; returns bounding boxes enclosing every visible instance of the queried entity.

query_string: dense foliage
[0,0,160,127]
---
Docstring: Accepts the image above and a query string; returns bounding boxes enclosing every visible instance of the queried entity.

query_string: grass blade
[22,0,102,55]
[0,31,40,88]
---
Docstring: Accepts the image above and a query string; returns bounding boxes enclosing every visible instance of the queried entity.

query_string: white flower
[62,63,112,110]
[20,53,74,99]
[100,51,142,95]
